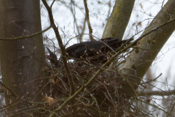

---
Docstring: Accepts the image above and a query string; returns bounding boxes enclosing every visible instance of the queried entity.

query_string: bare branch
[70,1,82,41]
[83,0,94,41]
[0,82,17,97]
[0,26,51,41]
[41,0,75,95]
[138,90,175,96]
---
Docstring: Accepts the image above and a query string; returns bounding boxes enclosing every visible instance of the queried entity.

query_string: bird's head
[46,47,58,66]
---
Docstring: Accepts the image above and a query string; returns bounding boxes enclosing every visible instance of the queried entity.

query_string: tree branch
[83,0,94,41]
[0,26,51,41]
[138,90,175,96]
[0,82,17,97]
[42,0,75,95]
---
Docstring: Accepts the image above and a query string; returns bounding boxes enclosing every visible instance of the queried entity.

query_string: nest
[42,57,148,117]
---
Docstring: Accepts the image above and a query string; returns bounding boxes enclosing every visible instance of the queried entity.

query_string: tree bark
[102,0,135,39]
[0,0,48,116]
[119,0,175,96]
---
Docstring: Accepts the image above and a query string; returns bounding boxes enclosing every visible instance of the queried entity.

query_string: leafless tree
[0,0,175,116]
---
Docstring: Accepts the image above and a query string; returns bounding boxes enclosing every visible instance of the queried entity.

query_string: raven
[46,47,59,67]
[47,38,132,65]
[65,38,131,63]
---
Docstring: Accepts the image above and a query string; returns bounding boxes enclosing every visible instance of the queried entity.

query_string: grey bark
[0,0,48,116]
[102,0,135,39]
[119,0,175,96]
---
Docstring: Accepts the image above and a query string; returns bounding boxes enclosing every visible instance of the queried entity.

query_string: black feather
[65,38,131,63]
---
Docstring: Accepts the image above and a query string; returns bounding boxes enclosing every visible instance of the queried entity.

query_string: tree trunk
[119,0,175,96]
[102,0,135,39]
[0,0,48,116]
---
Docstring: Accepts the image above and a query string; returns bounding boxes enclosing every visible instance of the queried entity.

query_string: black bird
[65,38,132,63]
[46,47,59,67]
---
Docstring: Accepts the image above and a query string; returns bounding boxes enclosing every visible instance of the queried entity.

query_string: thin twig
[79,15,86,42]
[83,0,94,41]
[0,26,51,41]
[50,0,56,8]
[0,81,17,97]
[70,1,81,41]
